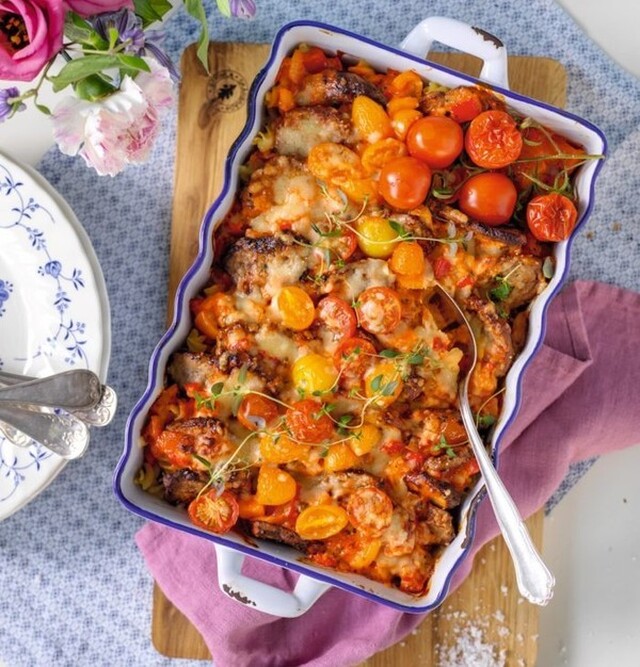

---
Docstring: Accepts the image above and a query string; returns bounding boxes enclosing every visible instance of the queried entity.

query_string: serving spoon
[436,283,555,606]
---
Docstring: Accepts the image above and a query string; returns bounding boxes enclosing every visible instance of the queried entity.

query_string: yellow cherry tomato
[292,353,338,395]
[390,70,424,98]
[351,95,393,143]
[349,424,381,456]
[355,216,400,258]
[259,434,310,464]
[295,504,350,540]
[365,361,403,407]
[255,465,297,505]
[324,443,360,473]
[347,538,382,569]
[276,286,315,331]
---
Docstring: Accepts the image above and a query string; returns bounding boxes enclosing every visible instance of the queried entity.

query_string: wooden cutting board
[154,42,566,665]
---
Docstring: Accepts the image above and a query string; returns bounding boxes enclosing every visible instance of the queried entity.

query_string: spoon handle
[0,370,102,411]
[0,406,90,459]
[458,393,555,605]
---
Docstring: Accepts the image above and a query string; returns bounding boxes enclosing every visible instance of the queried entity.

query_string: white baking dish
[114,16,606,616]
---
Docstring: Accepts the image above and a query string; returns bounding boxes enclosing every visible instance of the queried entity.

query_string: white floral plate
[0,150,111,521]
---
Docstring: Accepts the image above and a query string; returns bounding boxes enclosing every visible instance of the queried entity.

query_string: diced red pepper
[433,257,452,280]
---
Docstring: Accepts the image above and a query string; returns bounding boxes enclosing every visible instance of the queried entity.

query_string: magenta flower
[62,0,133,19]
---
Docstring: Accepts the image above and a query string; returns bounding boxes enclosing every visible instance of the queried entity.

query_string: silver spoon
[436,284,555,606]
[0,369,102,411]
[0,405,90,459]
[0,370,117,427]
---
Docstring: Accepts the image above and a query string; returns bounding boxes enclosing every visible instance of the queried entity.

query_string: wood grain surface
[154,42,567,666]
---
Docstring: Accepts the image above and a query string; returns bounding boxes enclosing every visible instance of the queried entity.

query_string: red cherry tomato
[379,156,432,210]
[334,337,377,384]
[406,116,464,169]
[237,394,280,431]
[458,172,517,226]
[355,287,402,334]
[465,110,523,169]
[316,296,357,342]
[285,399,334,443]
[526,193,578,241]
[335,228,357,260]
[188,490,239,534]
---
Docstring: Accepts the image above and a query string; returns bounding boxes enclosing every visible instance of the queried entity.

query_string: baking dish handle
[215,545,331,617]
[400,16,510,90]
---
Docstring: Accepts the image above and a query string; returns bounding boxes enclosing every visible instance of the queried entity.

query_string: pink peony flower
[63,0,133,19]
[52,61,175,176]
[0,0,63,82]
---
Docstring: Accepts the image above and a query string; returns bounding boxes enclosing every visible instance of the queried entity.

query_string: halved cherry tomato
[379,157,432,210]
[349,423,381,456]
[364,361,403,407]
[389,241,425,276]
[346,486,393,536]
[334,228,358,260]
[237,394,279,431]
[295,504,349,540]
[465,110,523,169]
[334,337,377,384]
[259,434,310,464]
[355,287,402,334]
[324,443,359,472]
[351,95,393,143]
[407,116,464,169]
[355,216,400,258]
[188,490,239,533]
[285,399,334,443]
[316,296,357,341]
[526,193,578,241]
[458,172,517,226]
[390,109,422,141]
[292,353,338,395]
[276,286,315,331]
[255,465,297,505]
[361,138,408,175]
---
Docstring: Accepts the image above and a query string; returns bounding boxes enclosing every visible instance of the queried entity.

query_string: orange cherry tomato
[276,286,315,331]
[194,310,218,340]
[255,465,298,505]
[526,193,578,241]
[407,116,464,169]
[361,138,408,175]
[295,505,350,540]
[285,399,334,443]
[389,70,423,98]
[237,495,266,519]
[188,490,239,534]
[259,434,310,464]
[387,96,419,116]
[346,486,393,536]
[316,296,357,342]
[379,156,432,210]
[355,286,402,334]
[465,110,523,169]
[351,95,393,143]
[389,241,425,276]
[458,172,517,226]
[237,394,279,431]
[390,108,422,140]
[324,443,359,473]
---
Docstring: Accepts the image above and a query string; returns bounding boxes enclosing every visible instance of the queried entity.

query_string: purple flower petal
[230,0,257,19]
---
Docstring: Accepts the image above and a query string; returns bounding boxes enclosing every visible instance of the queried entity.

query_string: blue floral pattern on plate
[0,151,109,519]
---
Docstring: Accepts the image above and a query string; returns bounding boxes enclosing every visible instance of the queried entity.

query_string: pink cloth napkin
[136,280,640,667]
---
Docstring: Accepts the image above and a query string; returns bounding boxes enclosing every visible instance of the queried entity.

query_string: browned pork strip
[404,472,462,509]
[162,468,208,505]
[168,351,219,389]
[248,521,318,554]
[295,69,387,107]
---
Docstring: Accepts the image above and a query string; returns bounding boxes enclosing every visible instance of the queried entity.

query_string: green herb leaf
[230,392,243,416]
[406,352,425,365]
[489,277,513,303]
[388,220,410,239]
[192,453,212,469]
[209,381,224,398]
[379,348,401,359]
[184,0,210,74]
[35,103,51,115]
[477,414,497,428]
[237,364,248,385]
[370,374,383,392]
[337,414,353,427]
[381,380,398,397]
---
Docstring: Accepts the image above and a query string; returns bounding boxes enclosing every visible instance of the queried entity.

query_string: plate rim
[0,148,112,521]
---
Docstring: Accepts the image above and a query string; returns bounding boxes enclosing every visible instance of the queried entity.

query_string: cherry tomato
[443,86,484,123]
[259,434,310,464]
[465,110,523,169]
[346,486,393,536]
[355,216,400,258]
[316,296,357,341]
[361,138,408,175]
[324,443,360,472]
[334,228,357,260]
[364,361,403,407]
[349,424,381,456]
[389,241,425,276]
[355,287,402,334]
[285,399,334,443]
[255,465,298,505]
[295,505,349,540]
[526,193,578,241]
[334,337,377,385]
[292,353,338,395]
[351,95,393,143]
[379,156,432,210]
[458,172,517,226]
[407,116,464,169]
[237,394,279,431]
[276,286,315,331]
[188,490,239,534]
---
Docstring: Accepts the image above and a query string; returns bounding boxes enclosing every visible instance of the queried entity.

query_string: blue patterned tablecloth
[1,1,639,665]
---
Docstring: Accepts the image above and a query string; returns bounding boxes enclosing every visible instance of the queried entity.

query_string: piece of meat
[489,256,546,311]
[248,520,318,554]
[168,352,219,389]
[415,502,455,546]
[274,107,353,158]
[468,221,527,247]
[295,69,387,107]
[167,417,228,459]
[223,234,310,298]
[404,471,462,509]
[162,468,208,505]
[316,471,380,500]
